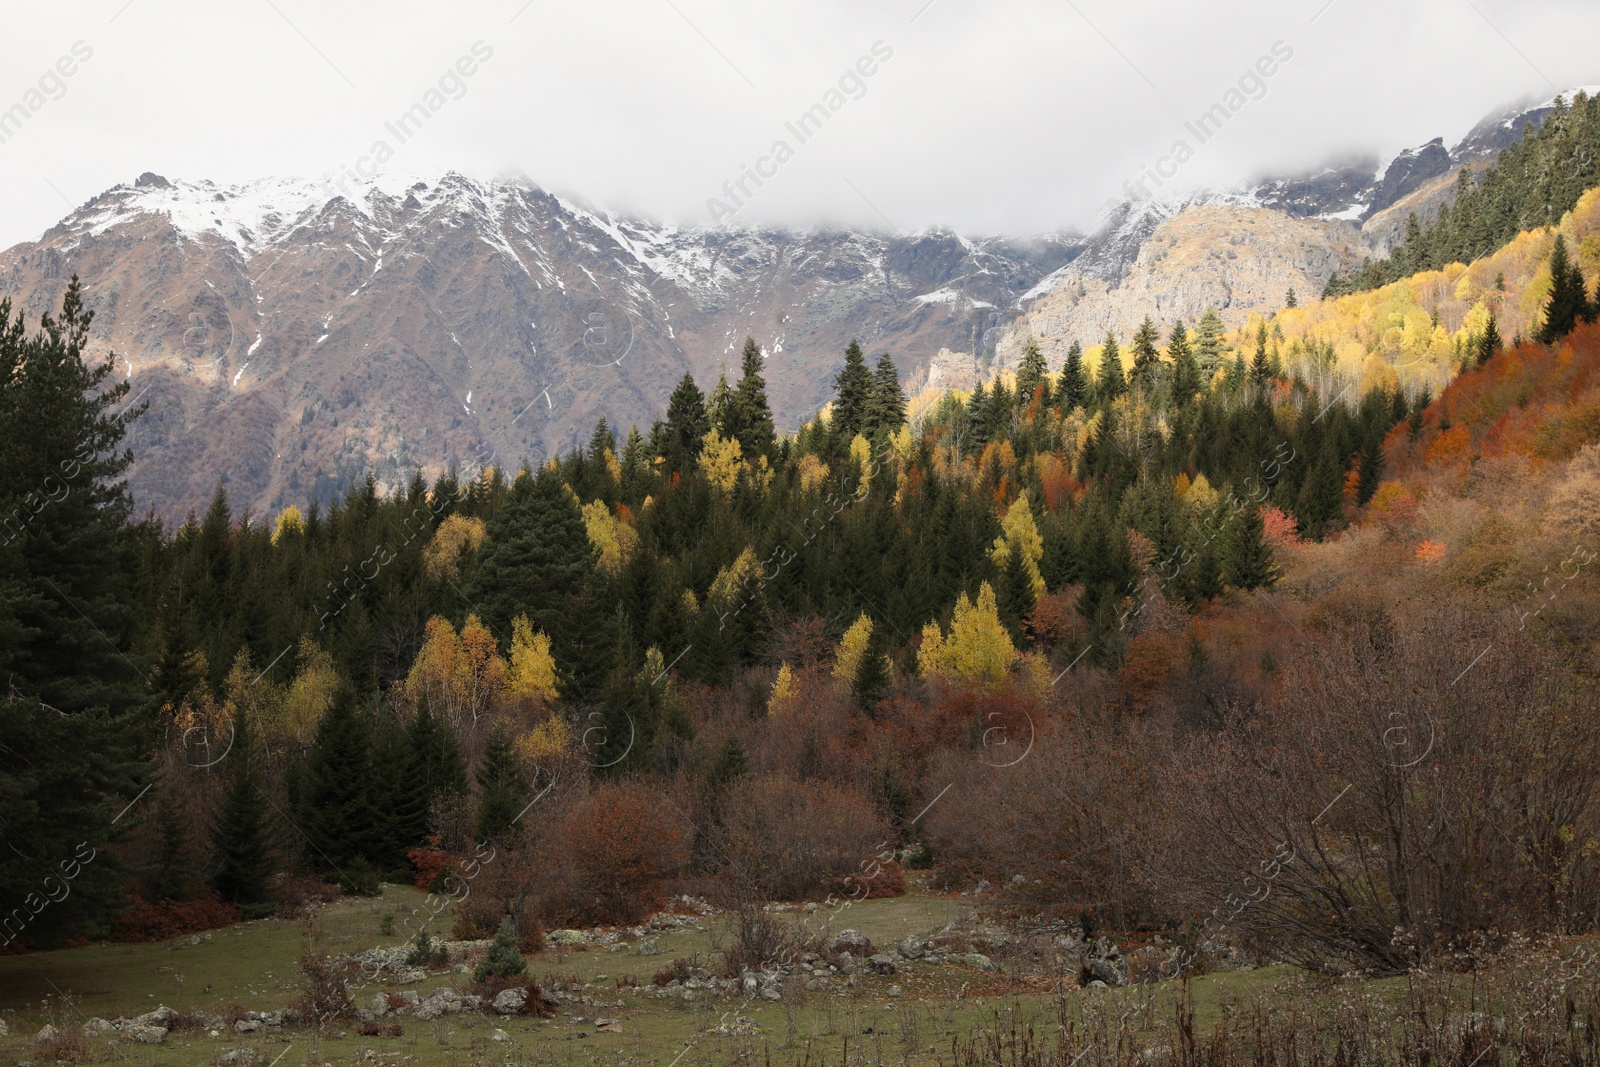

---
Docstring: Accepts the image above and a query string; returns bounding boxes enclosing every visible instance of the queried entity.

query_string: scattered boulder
[888,984,903,998]
[549,929,591,946]
[233,1019,261,1033]
[133,1006,177,1029]
[367,993,389,1018]
[896,937,926,960]
[81,1018,113,1035]
[866,954,898,976]
[1081,937,1127,987]
[34,1025,61,1045]
[492,987,528,1015]
[826,929,873,955]
[636,937,662,956]
[218,1049,263,1067]
[962,952,999,972]
[128,1025,169,1044]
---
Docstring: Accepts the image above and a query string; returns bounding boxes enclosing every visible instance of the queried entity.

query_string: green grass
[0,887,1340,1067]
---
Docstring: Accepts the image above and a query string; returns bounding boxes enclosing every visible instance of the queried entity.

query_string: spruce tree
[1095,331,1126,402]
[1168,321,1199,403]
[1356,442,1385,506]
[707,372,734,438]
[731,337,776,456]
[832,341,873,440]
[304,688,382,889]
[0,279,147,943]
[210,712,274,915]
[1014,340,1049,410]
[1476,309,1503,367]
[473,916,528,981]
[407,699,468,808]
[475,722,528,845]
[966,381,990,455]
[866,352,907,438]
[996,544,1037,643]
[1129,317,1162,389]
[1536,234,1593,344]
[1285,287,1298,308]
[1193,307,1229,377]
[1223,507,1279,591]
[1294,445,1345,541]
[664,374,710,463]
[1057,342,1088,412]
[1249,322,1272,385]
[464,467,610,700]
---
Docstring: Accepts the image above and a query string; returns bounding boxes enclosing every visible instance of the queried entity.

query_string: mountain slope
[0,173,1076,520]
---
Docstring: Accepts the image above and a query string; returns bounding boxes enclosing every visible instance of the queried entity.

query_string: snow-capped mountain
[0,172,1078,520]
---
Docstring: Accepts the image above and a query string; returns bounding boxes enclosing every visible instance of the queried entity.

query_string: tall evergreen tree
[1355,441,1385,507]
[0,279,147,944]
[304,688,382,889]
[1014,340,1049,410]
[407,699,468,807]
[1129,317,1162,389]
[866,352,907,438]
[832,341,873,440]
[664,373,710,463]
[730,337,776,456]
[210,711,274,915]
[1249,322,1272,385]
[1223,507,1279,591]
[1536,234,1594,344]
[1193,307,1229,377]
[475,722,528,844]
[1168,321,1200,403]
[1095,331,1126,402]
[707,372,734,437]
[1476,309,1503,367]
[966,381,990,454]
[464,467,611,700]
[1057,341,1088,412]
[1294,445,1345,541]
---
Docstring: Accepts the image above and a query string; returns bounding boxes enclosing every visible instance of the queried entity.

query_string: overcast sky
[1,0,1596,248]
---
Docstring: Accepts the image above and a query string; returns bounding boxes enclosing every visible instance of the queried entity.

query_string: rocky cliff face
[0,173,1076,521]
[987,205,1378,375]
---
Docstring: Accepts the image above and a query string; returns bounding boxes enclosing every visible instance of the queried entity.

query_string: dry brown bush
[710,774,890,901]
[1162,599,1600,974]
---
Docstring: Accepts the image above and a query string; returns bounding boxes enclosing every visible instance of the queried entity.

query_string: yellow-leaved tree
[918,582,1016,688]
[271,505,304,545]
[506,615,560,703]
[989,491,1046,598]
[769,663,797,714]
[699,429,743,492]
[423,513,487,581]
[405,614,507,726]
[581,500,639,574]
[277,636,340,747]
[832,614,874,692]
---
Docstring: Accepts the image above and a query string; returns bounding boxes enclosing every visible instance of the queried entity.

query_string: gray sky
[1,0,1596,248]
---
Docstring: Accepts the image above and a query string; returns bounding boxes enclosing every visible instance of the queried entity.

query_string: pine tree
[304,687,382,889]
[1294,445,1345,541]
[866,352,907,438]
[407,699,468,810]
[1014,340,1049,410]
[966,381,990,454]
[996,543,1037,643]
[1356,441,1385,506]
[832,341,873,440]
[1168,321,1200,403]
[664,374,710,463]
[464,467,610,700]
[1536,234,1593,344]
[1193,307,1229,377]
[1285,287,1298,308]
[1249,322,1272,385]
[1223,508,1279,590]
[475,721,528,844]
[473,916,528,981]
[1057,342,1088,412]
[210,711,274,915]
[1129,317,1162,389]
[707,372,734,437]
[1476,309,1503,367]
[0,278,147,943]
[731,337,776,456]
[1096,331,1126,402]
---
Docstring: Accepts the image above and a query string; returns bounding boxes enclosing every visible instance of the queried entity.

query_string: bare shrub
[291,952,354,1027]
[1164,600,1600,974]
[712,775,890,901]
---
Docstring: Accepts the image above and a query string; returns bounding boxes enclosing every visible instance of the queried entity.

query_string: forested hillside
[5,176,1600,982]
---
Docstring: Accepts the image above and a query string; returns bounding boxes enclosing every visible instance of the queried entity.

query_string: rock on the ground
[34,1025,60,1045]
[888,984,903,998]
[636,937,662,955]
[826,929,873,955]
[866,954,898,976]
[81,1018,113,1034]
[129,1025,169,1044]
[963,952,998,972]
[492,987,528,1015]
[549,929,591,946]
[218,1049,263,1066]
[896,937,926,960]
